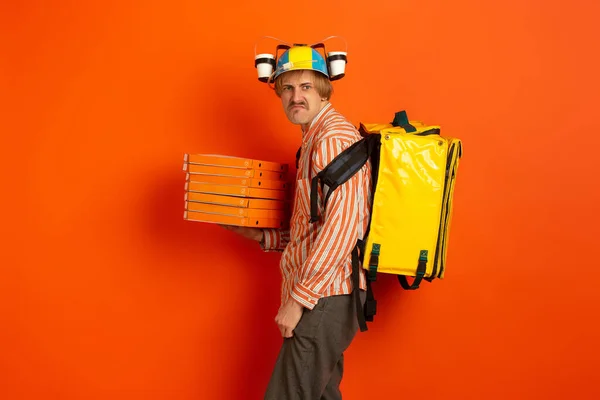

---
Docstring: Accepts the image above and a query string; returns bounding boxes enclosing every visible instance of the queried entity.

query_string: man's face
[279,71,327,130]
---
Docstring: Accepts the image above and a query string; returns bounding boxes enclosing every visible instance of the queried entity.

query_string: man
[223,44,372,399]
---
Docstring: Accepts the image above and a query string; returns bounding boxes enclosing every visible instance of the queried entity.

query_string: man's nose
[291,88,303,103]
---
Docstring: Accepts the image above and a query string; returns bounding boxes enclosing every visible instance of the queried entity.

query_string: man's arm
[220,225,290,252]
[291,137,365,309]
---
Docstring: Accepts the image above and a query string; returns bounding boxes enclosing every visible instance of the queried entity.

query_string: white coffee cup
[255,53,276,82]
[327,51,347,80]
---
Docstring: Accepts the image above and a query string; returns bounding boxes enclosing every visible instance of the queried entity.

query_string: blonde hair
[274,70,333,100]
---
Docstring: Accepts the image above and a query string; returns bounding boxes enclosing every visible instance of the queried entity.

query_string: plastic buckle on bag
[368,243,380,281]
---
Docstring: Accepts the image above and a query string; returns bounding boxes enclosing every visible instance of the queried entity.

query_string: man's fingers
[275,319,293,338]
[275,319,284,337]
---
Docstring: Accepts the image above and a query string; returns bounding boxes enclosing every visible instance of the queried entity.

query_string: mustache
[288,101,307,110]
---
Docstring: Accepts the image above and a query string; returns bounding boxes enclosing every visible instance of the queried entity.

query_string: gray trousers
[264,290,366,400]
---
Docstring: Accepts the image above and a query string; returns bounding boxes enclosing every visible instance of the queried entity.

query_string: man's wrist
[289,297,304,311]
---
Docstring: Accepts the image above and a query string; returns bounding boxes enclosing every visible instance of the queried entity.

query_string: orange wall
[2,1,600,399]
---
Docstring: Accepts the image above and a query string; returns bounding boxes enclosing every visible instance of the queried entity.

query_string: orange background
[2,0,599,399]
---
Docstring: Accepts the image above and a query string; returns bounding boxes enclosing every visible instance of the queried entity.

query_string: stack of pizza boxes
[183,154,292,229]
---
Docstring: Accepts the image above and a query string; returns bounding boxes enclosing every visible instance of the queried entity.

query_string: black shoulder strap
[351,243,368,331]
[309,134,380,223]
[295,146,302,169]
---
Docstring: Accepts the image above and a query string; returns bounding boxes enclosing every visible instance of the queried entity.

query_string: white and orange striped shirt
[261,103,372,310]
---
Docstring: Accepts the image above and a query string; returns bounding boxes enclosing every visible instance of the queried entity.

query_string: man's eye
[303,85,311,90]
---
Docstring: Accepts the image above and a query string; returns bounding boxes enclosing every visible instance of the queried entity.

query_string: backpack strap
[350,239,378,332]
[295,146,302,169]
[308,134,380,332]
[359,238,377,328]
[309,134,380,223]
[397,250,428,290]
[391,110,417,133]
[351,243,368,332]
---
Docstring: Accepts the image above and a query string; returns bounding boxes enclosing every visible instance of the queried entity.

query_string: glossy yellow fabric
[361,123,462,280]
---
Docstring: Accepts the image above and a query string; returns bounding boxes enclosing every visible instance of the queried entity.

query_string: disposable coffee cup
[327,51,347,80]
[255,53,276,82]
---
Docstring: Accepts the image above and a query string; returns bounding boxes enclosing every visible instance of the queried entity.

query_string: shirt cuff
[260,228,279,250]
[291,282,321,310]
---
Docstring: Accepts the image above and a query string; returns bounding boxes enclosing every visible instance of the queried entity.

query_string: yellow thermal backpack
[307,110,463,331]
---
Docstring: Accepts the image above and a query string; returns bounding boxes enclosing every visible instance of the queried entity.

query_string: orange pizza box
[185,181,288,201]
[184,210,287,229]
[184,201,287,219]
[185,173,289,191]
[184,154,288,173]
[185,192,287,210]
[183,163,287,181]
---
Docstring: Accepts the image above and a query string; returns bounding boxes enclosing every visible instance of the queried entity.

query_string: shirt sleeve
[260,228,290,252]
[291,137,364,309]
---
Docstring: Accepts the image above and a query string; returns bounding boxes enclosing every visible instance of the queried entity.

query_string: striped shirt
[261,103,372,310]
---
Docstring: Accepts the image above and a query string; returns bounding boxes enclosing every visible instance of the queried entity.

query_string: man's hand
[275,298,304,338]
[219,225,264,242]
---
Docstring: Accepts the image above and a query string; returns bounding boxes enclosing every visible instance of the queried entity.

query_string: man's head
[269,45,334,130]
[274,69,333,130]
